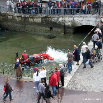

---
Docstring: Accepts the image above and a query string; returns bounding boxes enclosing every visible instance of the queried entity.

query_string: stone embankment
[67,41,103,92]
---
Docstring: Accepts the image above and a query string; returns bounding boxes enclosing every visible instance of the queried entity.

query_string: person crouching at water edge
[67,49,74,73]
[73,45,80,65]
[14,59,22,80]
[83,47,94,68]
[40,66,47,87]
[33,69,41,95]
[49,70,57,96]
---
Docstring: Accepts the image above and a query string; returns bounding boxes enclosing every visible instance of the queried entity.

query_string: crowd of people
[6,0,101,15]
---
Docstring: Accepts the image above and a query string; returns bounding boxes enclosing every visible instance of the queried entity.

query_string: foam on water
[45,46,67,63]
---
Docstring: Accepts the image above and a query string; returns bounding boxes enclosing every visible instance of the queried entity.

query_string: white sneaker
[33,87,35,88]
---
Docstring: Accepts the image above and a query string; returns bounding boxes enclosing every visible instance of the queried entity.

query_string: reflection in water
[55,88,64,103]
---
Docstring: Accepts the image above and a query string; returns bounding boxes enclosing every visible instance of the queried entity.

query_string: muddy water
[0,30,93,78]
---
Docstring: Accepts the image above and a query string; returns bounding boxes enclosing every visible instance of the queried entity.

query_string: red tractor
[19,53,54,69]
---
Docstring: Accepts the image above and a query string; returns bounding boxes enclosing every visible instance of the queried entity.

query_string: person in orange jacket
[55,67,60,89]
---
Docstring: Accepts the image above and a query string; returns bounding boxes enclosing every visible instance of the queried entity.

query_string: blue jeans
[3,90,12,100]
[58,9,61,14]
[82,53,86,63]
[52,86,56,96]
[68,62,72,73]
[35,81,40,93]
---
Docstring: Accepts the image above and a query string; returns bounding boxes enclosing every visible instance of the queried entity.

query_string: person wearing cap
[67,49,73,73]
[33,69,41,95]
[14,59,22,79]
[55,67,60,89]
[83,47,94,68]
[92,31,99,48]
[81,42,88,63]
[22,50,27,60]
[96,38,102,50]
[49,70,57,96]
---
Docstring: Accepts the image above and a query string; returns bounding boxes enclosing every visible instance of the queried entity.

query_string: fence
[0,5,102,16]
[77,21,101,53]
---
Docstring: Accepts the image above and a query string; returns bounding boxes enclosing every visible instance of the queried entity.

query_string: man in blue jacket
[96,38,102,50]
[83,47,94,68]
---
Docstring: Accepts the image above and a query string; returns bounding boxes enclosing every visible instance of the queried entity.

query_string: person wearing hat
[83,47,94,68]
[14,59,22,79]
[81,42,88,63]
[3,78,13,101]
[49,70,57,96]
[67,49,73,73]
[22,50,27,60]
[96,38,102,50]
[92,31,99,48]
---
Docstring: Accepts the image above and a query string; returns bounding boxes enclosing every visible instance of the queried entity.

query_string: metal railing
[77,21,100,53]
[0,5,102,16]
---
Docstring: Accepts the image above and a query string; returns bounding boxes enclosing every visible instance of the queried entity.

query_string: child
[3,85,6,97]
[45,85,54,103]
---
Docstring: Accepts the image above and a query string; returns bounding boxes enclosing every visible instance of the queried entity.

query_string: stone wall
[0,13,100,34]
[0,13,67,34]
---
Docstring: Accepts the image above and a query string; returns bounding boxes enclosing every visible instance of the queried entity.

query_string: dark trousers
[84,59,93,68]
[37,92,46,103]
[56,82,59,89]
[61,76,64,86]
[41,77,47,87]
[3,90,12,100]
[93,41,97,48]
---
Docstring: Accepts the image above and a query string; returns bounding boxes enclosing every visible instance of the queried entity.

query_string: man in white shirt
[6,0,12,12]
[81,42,88,63]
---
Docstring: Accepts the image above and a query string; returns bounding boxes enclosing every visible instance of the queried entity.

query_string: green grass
[0,31,86,64]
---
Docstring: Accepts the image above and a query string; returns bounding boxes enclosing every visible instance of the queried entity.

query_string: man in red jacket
[55,67,60,89]
[22,50,27,60]
[49,71,57,96]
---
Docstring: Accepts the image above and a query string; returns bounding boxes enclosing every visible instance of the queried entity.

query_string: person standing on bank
[81,42,88,63]
[14,59,22,80]
[59,64,65,87]
[33,69,41,95]
[40,66,47,87]
[45,85,54,103]
[83,47,94,68]
[37,80,47,103]
[49,70,57,96]
[96,38,102,50]
[73,45,80,65]
[67,49,73,73]
[92,31,99,48]
[3,78,13,101]
[55,67,60,89]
